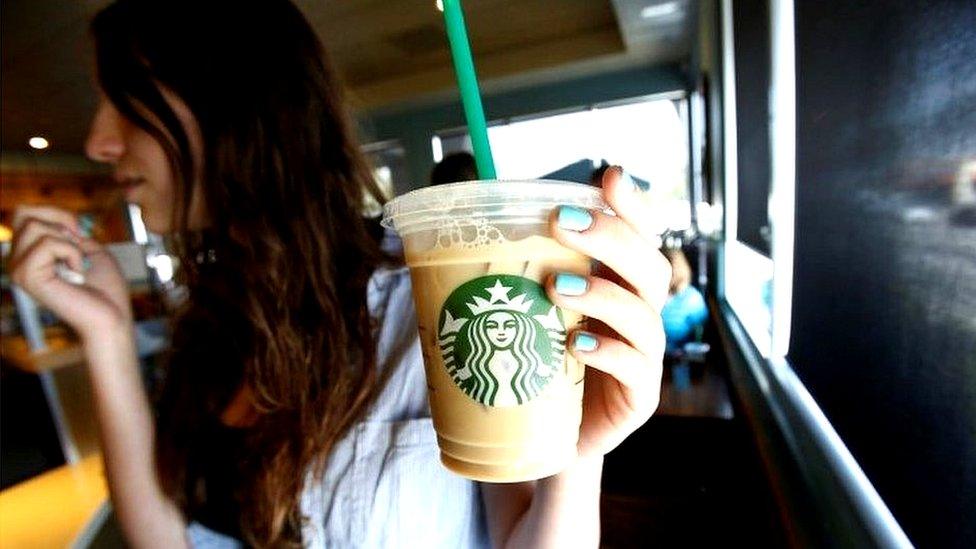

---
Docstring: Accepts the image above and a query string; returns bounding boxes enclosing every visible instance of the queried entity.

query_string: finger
[601,165,670,242]
[77,236,110,257]
[11,235,86,287]
[550,207,671,311]
[547,272,665,359]
[11,218,77,261]
[76,238,124,279]
[569,330,663,403]
[12,206,79,235]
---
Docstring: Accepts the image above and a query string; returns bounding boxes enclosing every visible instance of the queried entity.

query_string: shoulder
[366,228,410,316]
[367,262,413,321]
[367,263,417,372]
[366,264,429,422]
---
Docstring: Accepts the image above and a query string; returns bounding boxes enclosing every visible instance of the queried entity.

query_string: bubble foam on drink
[433,216,509,251]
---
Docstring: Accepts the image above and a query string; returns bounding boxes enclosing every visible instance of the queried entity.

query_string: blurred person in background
[430,151,478,185]
[660,248,708,353]
[8,1,671,547]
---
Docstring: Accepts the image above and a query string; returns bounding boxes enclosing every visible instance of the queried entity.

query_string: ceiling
[1,0,692,156]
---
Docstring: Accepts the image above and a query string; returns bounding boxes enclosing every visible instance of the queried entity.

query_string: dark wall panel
[732,0,771,255]
[790,2,976,547]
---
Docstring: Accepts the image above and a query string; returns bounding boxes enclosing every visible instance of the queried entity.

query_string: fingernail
[55,262,86,285]
[573,331,599,352]
[557,205,593,232]
[78,216,95,238]
[554,272,588,296]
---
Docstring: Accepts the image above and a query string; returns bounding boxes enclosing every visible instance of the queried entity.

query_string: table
[0,454,107,548]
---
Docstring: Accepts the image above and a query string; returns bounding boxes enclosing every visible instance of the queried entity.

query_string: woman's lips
[123,177,146,201]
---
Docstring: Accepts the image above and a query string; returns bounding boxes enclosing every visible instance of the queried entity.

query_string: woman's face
[485,311,518,349]
[84,92,208,233]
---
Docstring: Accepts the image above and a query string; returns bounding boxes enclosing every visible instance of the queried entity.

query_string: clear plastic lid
[381,180,608,235]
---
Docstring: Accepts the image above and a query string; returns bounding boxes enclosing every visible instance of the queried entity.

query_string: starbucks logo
[438,275,566,407]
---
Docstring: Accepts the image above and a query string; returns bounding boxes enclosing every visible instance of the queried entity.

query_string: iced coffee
[382,180,606,482]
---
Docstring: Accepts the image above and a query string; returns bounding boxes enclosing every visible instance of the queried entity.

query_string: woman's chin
[142,214,172,235]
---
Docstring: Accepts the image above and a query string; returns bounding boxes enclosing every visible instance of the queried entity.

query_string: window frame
[714,0,912,546]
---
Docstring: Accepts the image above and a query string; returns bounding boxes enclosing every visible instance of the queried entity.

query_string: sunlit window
[434,95,694,231]
[362,140,404,217]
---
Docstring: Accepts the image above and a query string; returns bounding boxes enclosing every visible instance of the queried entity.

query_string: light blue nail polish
[557,205,593,232]
[554,273,588,296]
[78,215,95,238]
[574,332,599,352]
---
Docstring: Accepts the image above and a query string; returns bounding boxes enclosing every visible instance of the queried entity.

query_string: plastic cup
[382,180,607,482]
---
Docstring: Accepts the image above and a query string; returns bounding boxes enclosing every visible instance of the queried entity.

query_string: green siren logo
[438,275,566,407]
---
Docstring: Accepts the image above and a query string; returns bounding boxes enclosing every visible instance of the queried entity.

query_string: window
[720,0,792,358]
[361,140,405,217]
[433,94,695,231]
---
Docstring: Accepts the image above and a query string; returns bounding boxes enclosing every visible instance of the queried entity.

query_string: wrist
[523,452,603,549]
[81,321,137,359]
[566,452,605,473]
[542,453,604,492]
[569,453,604,478]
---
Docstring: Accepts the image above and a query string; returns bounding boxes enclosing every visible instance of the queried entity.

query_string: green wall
[360,63,687,193]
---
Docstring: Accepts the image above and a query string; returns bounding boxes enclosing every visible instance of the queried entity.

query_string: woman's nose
[84,100,125,163]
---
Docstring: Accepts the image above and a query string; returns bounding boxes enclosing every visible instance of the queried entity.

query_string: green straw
[442,0,496,179]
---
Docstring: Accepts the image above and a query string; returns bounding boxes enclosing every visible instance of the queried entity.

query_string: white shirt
[187,261,489,548]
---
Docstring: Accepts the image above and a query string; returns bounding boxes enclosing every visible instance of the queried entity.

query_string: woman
[9,0,671,547]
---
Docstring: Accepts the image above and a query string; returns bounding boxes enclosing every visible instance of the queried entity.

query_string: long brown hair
[92,1,396,545]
